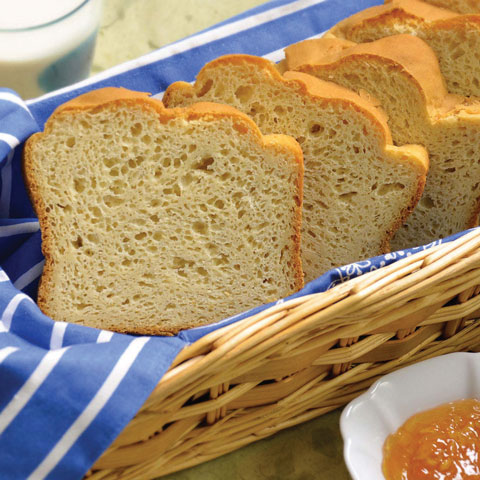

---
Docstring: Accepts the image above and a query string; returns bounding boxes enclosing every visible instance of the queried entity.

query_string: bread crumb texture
[164,56,428,281]
[24,89,303,334]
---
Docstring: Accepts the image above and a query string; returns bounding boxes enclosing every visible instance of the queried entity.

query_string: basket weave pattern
[88,229,480,480]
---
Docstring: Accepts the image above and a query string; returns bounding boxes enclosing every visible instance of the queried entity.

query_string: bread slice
[326,0,480,97]
[285,34,480,249]
[23,87,304,334]
[396,0,480,14]
[163,55,429,281]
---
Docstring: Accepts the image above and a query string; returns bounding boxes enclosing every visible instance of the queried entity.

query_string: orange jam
[382,398,480,479]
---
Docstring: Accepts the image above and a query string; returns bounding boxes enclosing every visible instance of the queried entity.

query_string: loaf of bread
[164,55,429,281]
[24,87,304,334]
[285,34,480,249]
[396,0,480,13]
[326,0,480,97]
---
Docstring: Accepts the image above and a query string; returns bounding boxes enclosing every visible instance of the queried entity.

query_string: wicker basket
[87,228,480,480]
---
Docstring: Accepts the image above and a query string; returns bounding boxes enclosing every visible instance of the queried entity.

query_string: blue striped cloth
[0,0,473,478]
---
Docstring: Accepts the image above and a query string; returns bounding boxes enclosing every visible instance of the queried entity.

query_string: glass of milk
[0,0,102,99]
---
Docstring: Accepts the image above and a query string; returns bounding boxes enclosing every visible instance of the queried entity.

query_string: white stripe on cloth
[0,347,69,435]
[0,346,18,365]
[28,0,326,104]
[96,330,114,343]
[27,336,150,480]
[49,322,68,350]
[0,150,14,217]
[263,46,288,63]
[0,133,19,149]
[0,269,9,282]
[13,259,45,290]
[0,221,39,238]
[0,92,32,114]
[0,293,34,333]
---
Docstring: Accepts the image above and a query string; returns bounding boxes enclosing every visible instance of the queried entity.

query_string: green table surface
[93,2,352,479]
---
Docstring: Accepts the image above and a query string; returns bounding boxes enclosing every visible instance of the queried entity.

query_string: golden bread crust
[329,0,458,41]
[285,35,449,109]
[386,0,480,14]
[325,0,480,98]
[166,54,394,143]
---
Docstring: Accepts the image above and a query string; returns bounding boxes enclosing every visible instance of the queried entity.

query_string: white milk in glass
[0,0,102,99]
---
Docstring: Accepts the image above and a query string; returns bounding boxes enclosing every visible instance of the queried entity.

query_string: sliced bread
[398,0,480,14]
[285,34,480,249]
[24,87,304,334]
[164,55,429,281]
[326,0,480,97]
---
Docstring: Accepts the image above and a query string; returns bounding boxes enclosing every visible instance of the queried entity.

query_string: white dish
[340,352,480,480]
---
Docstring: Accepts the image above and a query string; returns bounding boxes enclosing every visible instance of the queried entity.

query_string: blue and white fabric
[0,1,472,478]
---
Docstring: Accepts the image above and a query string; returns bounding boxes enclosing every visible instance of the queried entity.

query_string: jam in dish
[382,398,480,479]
